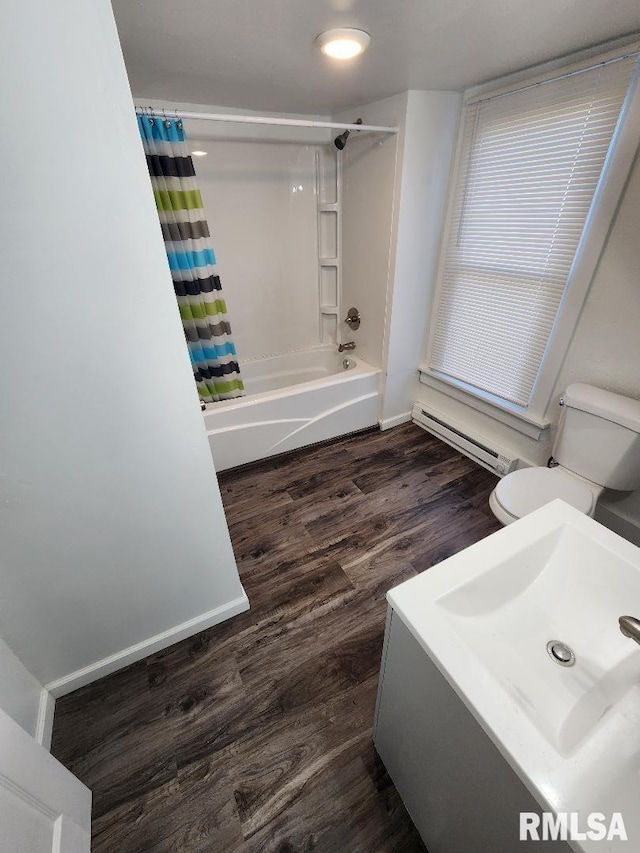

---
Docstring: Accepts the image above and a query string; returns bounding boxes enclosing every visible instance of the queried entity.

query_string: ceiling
[111,0,640,115]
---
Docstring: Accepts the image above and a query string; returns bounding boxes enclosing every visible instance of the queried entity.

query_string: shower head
[334,118,363,150]
[334,130,350,150]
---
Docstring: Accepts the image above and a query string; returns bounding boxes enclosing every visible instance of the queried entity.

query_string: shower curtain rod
[137,108,398,134]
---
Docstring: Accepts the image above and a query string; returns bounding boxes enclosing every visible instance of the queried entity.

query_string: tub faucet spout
[339,341,356,352]
[619,615,640,646]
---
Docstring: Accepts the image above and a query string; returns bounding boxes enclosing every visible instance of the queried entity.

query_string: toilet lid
[494,467,594,518]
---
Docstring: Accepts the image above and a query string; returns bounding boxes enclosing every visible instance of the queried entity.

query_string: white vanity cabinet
[373,502,640,852]
[374,607,570,852]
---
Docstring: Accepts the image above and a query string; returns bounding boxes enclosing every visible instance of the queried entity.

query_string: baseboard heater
[411,404,518,476]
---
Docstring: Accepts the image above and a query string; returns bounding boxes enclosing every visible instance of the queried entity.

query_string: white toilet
[489,383,640,525]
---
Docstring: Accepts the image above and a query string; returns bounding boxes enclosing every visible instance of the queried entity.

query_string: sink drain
[547,640,576,667]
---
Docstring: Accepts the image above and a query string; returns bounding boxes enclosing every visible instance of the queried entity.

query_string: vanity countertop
[387,500,640,851]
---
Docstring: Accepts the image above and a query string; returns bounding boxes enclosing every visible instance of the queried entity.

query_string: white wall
[0,0,247,697]
[552,152,640,538]
[381,91,461,427]
[552,153,640,409]
[335,94,407,372]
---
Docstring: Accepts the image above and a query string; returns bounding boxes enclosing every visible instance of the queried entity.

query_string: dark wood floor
[51,423,500,853]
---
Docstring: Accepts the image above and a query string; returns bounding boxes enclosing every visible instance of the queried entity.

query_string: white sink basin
[437,522,640,756]
[387,500,640,851]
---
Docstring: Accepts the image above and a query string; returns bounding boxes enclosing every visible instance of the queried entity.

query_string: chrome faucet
[619,615,640,646]
[338,341,356,352]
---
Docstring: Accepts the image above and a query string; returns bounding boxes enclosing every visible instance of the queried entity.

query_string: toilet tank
[553,384,640,490]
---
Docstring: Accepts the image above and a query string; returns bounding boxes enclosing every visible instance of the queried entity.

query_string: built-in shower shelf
[316,147,341,347]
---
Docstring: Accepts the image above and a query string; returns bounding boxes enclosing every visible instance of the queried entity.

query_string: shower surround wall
[137,100,340,361]
[131,101,380,471]
[335,91,462,427]
[194,140,335,358]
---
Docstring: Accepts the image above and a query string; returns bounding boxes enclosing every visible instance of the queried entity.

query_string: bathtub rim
[237,342,350,368]
[204,345,380,415]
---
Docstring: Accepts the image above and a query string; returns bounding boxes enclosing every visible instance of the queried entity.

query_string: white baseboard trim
[35,688,55,750]
[45,593,250,698]
[379,411,412,431]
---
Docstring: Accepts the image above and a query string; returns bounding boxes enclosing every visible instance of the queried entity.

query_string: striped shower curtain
[137,113,244,403]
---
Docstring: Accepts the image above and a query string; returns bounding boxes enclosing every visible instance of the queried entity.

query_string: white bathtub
[204,345,381,470]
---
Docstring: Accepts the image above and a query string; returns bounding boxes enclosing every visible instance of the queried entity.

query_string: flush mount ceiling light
[315,28,371,60]
[191,150,207,156]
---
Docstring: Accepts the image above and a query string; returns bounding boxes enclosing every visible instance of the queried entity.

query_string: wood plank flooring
[51,423,501,852]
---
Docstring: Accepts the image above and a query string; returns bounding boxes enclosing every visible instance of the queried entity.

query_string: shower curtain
[137,113,244,403]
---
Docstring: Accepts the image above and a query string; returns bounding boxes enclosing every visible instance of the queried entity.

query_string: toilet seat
[491,466,595,523]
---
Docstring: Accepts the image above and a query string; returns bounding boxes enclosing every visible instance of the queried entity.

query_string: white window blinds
[428,56,637,408]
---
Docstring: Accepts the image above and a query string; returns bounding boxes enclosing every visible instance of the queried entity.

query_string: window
[424,52,640,425]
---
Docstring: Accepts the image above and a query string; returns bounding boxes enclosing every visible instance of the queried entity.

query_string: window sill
[417,366,551,440]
